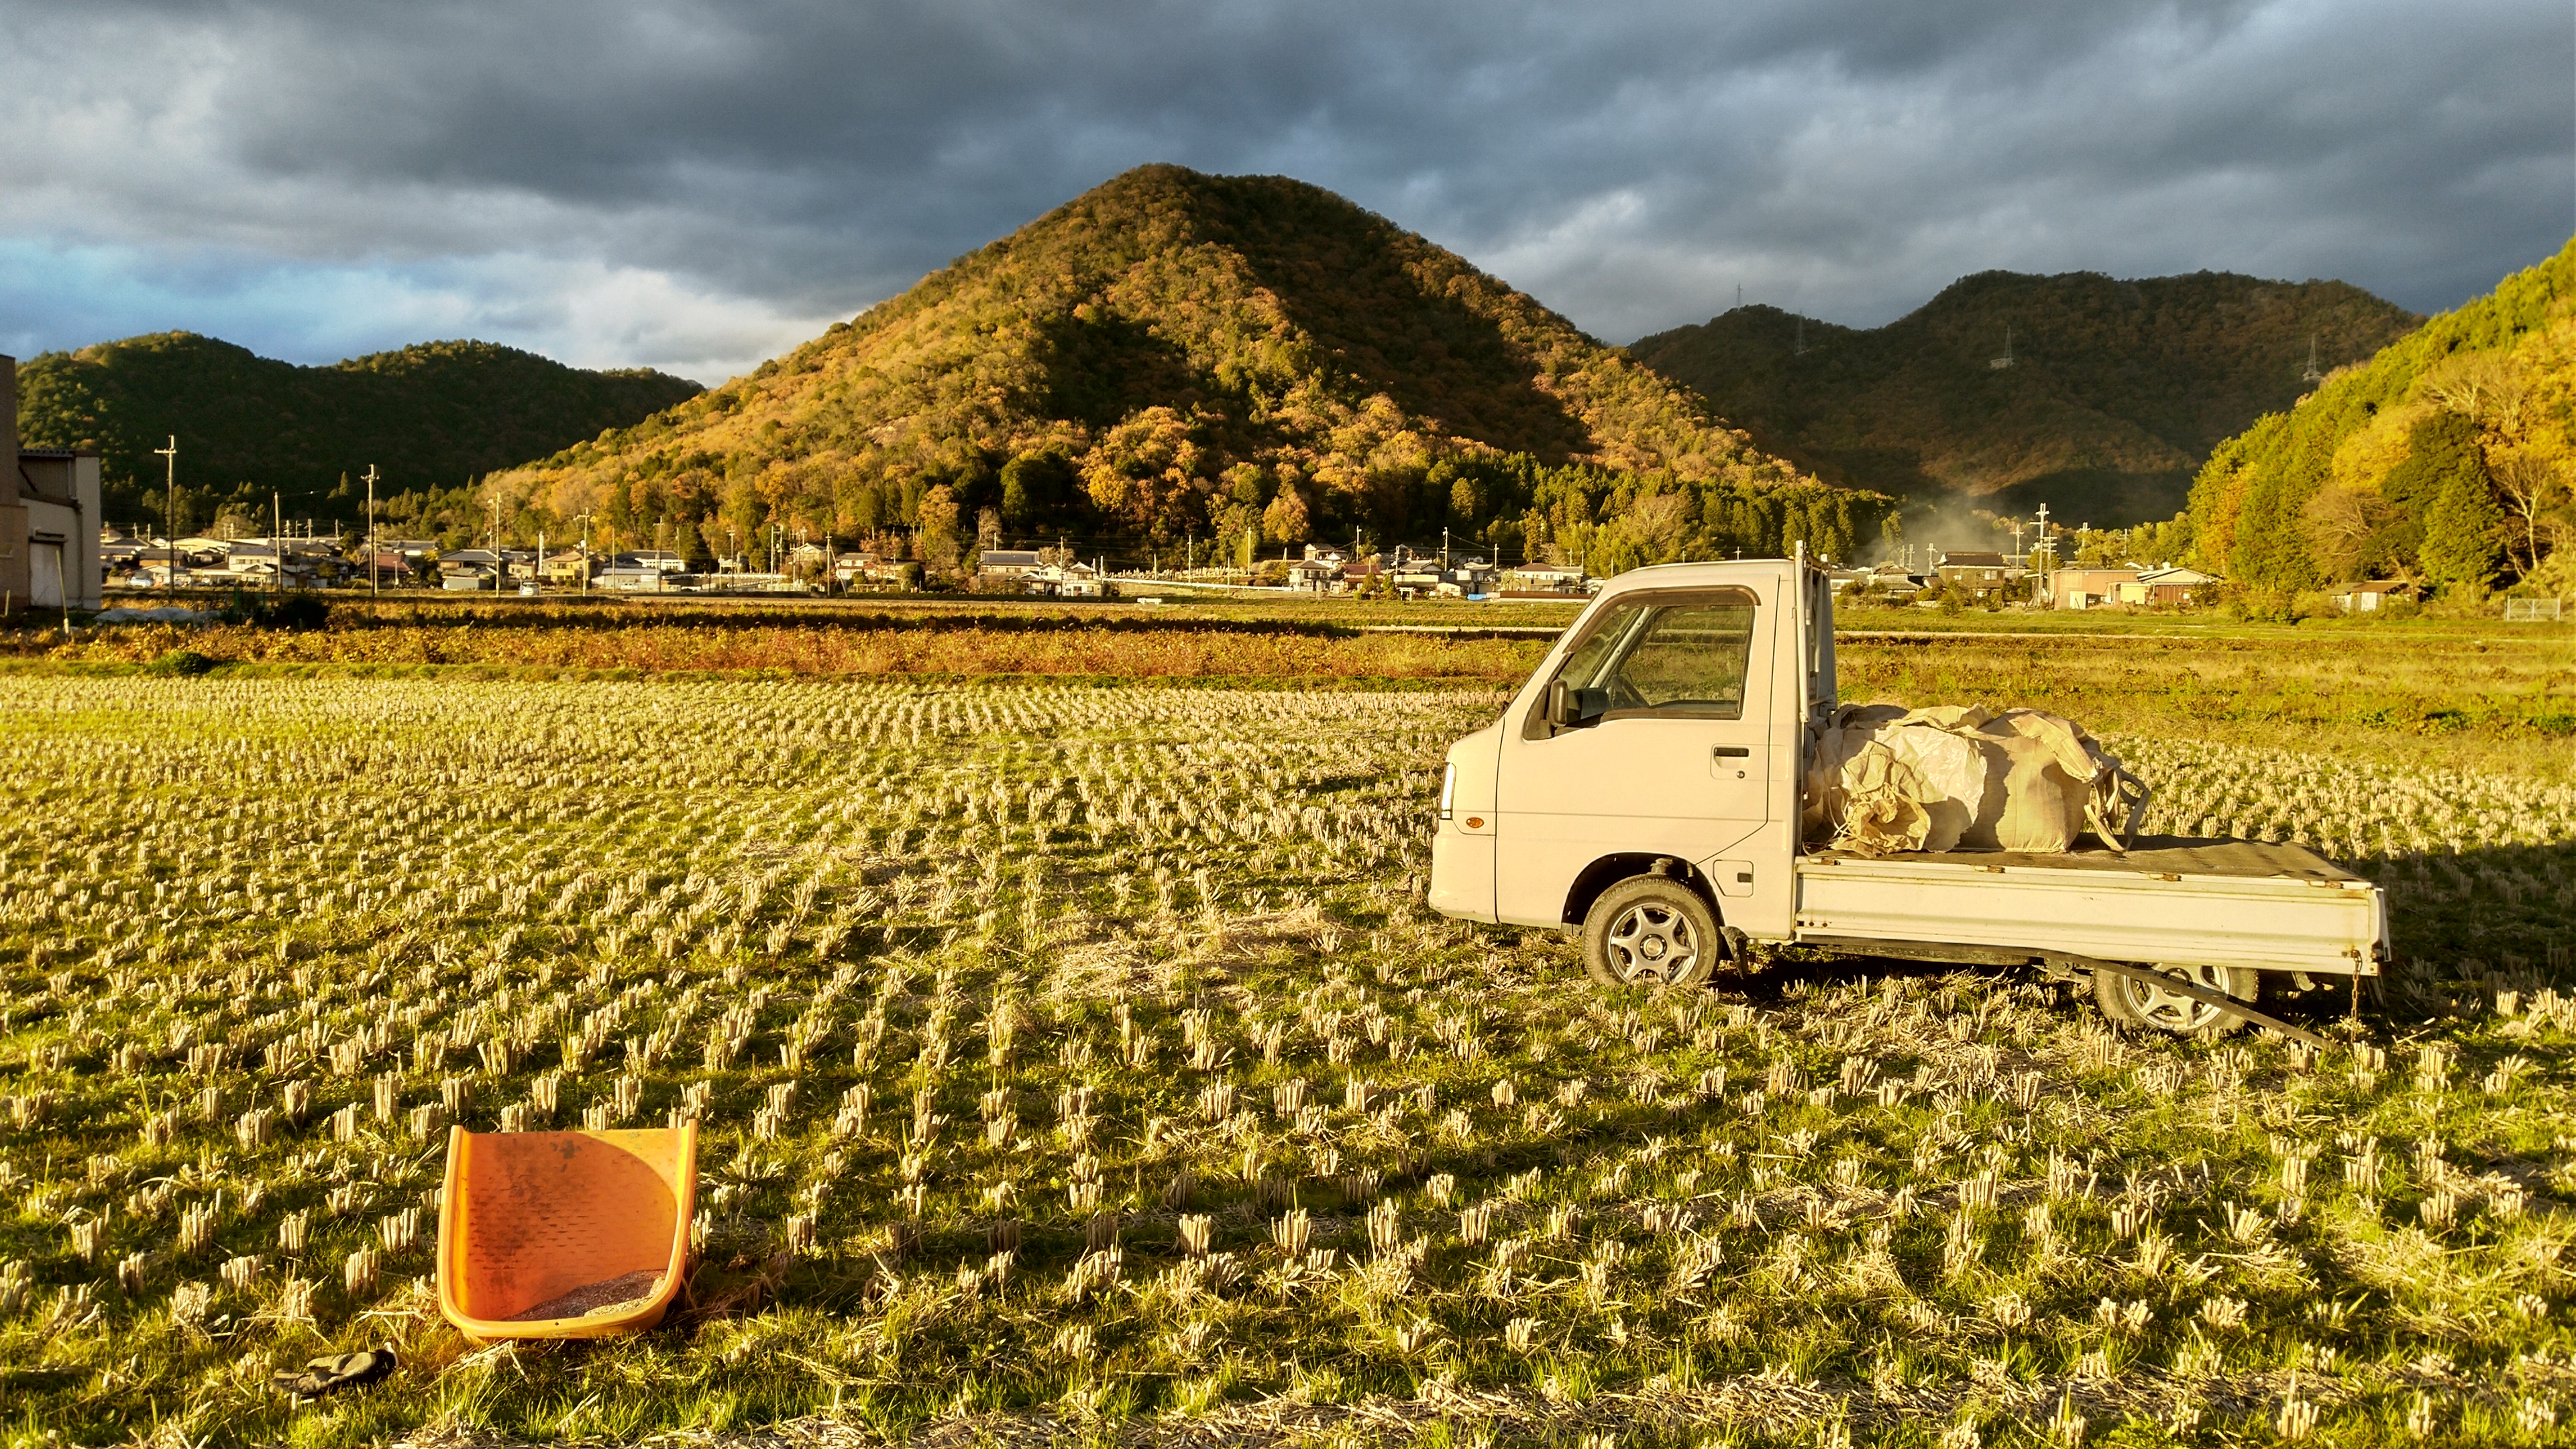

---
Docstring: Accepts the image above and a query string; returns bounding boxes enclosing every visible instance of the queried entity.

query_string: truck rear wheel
[1582,876,1722,989]
[2092,963,2257,1036]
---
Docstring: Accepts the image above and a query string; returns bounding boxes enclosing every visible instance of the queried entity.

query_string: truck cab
[1429,556,2390,1034]
[1432,558,1823,945]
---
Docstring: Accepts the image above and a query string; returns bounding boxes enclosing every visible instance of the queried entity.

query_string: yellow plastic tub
[436,1122,696,1340]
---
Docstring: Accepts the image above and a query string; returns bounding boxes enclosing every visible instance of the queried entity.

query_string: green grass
[2,674,2574,1447]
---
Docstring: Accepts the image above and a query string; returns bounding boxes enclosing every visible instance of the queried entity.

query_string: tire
[2092,963,2257,1037]
[1582,875,1723,989]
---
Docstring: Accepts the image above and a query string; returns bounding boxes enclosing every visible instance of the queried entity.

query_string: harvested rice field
[3,676,2576,1447]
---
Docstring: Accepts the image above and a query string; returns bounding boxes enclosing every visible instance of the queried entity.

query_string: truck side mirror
[1546,679,1572,729]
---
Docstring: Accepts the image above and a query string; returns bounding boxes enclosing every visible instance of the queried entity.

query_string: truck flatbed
[1794,837,2383,977]
[1804,836,2361,882]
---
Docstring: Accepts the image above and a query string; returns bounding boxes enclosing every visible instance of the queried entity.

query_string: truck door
[1491,585,1773,928]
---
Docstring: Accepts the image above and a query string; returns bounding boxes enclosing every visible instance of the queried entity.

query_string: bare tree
[2300,484,2398,583]
[2491,451,2569,574]
[2422,353,2529,437]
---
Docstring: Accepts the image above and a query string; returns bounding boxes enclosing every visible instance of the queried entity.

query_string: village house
[1434,559,1498,598]
[973,548,1044,591]
[440,547,501,583]
[1867,564,1925,600]
[1287,547,1346,593]
[1931,550,2015,603]
[1023,561,1104,598]
[2117,565,2220,607]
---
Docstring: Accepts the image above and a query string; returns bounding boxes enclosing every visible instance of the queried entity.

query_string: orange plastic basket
[436,1122,696,1340]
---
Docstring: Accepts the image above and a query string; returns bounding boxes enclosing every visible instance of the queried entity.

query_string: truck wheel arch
[1562,855,1722,930]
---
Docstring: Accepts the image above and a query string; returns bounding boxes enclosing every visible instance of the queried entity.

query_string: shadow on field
[1700,837,2576,1036]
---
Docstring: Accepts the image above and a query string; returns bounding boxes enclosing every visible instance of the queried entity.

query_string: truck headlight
[1439,761,1456,821]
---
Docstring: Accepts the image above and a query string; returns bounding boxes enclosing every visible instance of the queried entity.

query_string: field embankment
[14,602,2569,777]
[16,612,1542,684]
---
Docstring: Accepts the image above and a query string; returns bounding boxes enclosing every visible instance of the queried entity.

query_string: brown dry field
[14,594,2574,777]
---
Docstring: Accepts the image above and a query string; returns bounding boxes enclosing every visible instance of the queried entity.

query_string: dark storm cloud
[3,0,2567,380]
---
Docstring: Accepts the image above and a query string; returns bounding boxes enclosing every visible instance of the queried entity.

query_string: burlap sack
[1832,739,1939,855]
[1803,711,1943,855]
[1809,702,2147,857]
[1875,718,1991,852]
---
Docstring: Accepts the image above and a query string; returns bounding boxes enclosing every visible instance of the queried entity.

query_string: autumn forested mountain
[17,333,701,532]
[2184,236,2576,598]
[1631,271,2418,527]
[488,165,1886,571]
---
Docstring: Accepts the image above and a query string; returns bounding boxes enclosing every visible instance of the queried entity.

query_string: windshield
[1554,598,1758,718]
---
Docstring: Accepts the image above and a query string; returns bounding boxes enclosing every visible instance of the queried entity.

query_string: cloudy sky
[3,0,2569,384]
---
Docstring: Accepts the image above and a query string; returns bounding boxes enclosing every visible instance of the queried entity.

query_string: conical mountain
[493,164,1830,556]
[1631,271,2419,525]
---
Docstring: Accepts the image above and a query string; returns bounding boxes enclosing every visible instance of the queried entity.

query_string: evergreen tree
[667,518,704,568]
[2421,469,2505,594]
[2385,410,2495,590]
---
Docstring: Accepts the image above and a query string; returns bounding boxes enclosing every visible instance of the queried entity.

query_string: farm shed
[2332,580,2416,612]
[0,356,103,612]
[2043,567,2141,610]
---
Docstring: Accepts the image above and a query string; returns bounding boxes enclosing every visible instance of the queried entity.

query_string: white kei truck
[1426,555,2390,1038]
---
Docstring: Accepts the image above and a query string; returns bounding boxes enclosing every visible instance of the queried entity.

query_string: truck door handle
[1713,746,1750,758]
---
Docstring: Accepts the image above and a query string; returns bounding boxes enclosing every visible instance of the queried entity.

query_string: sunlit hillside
[2185,236,2576,598]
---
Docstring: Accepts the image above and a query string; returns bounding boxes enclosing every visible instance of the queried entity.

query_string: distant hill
[2185,236,2576,598]
[17,333,701,528]
[1630,272,2420,525]
[491,164,1883,571]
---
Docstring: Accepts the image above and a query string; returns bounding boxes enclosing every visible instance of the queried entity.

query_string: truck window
[1554,599,1758,719]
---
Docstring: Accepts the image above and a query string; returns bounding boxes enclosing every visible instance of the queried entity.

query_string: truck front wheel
[2092,963,2257,1036]
[1582,876,1723,989]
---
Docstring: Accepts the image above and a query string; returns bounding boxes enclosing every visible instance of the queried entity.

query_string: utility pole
[154,437,178,594]
[364,465,379,597]
[272,492,283,596]
[535,528,545,596]
[578,513,592,596]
